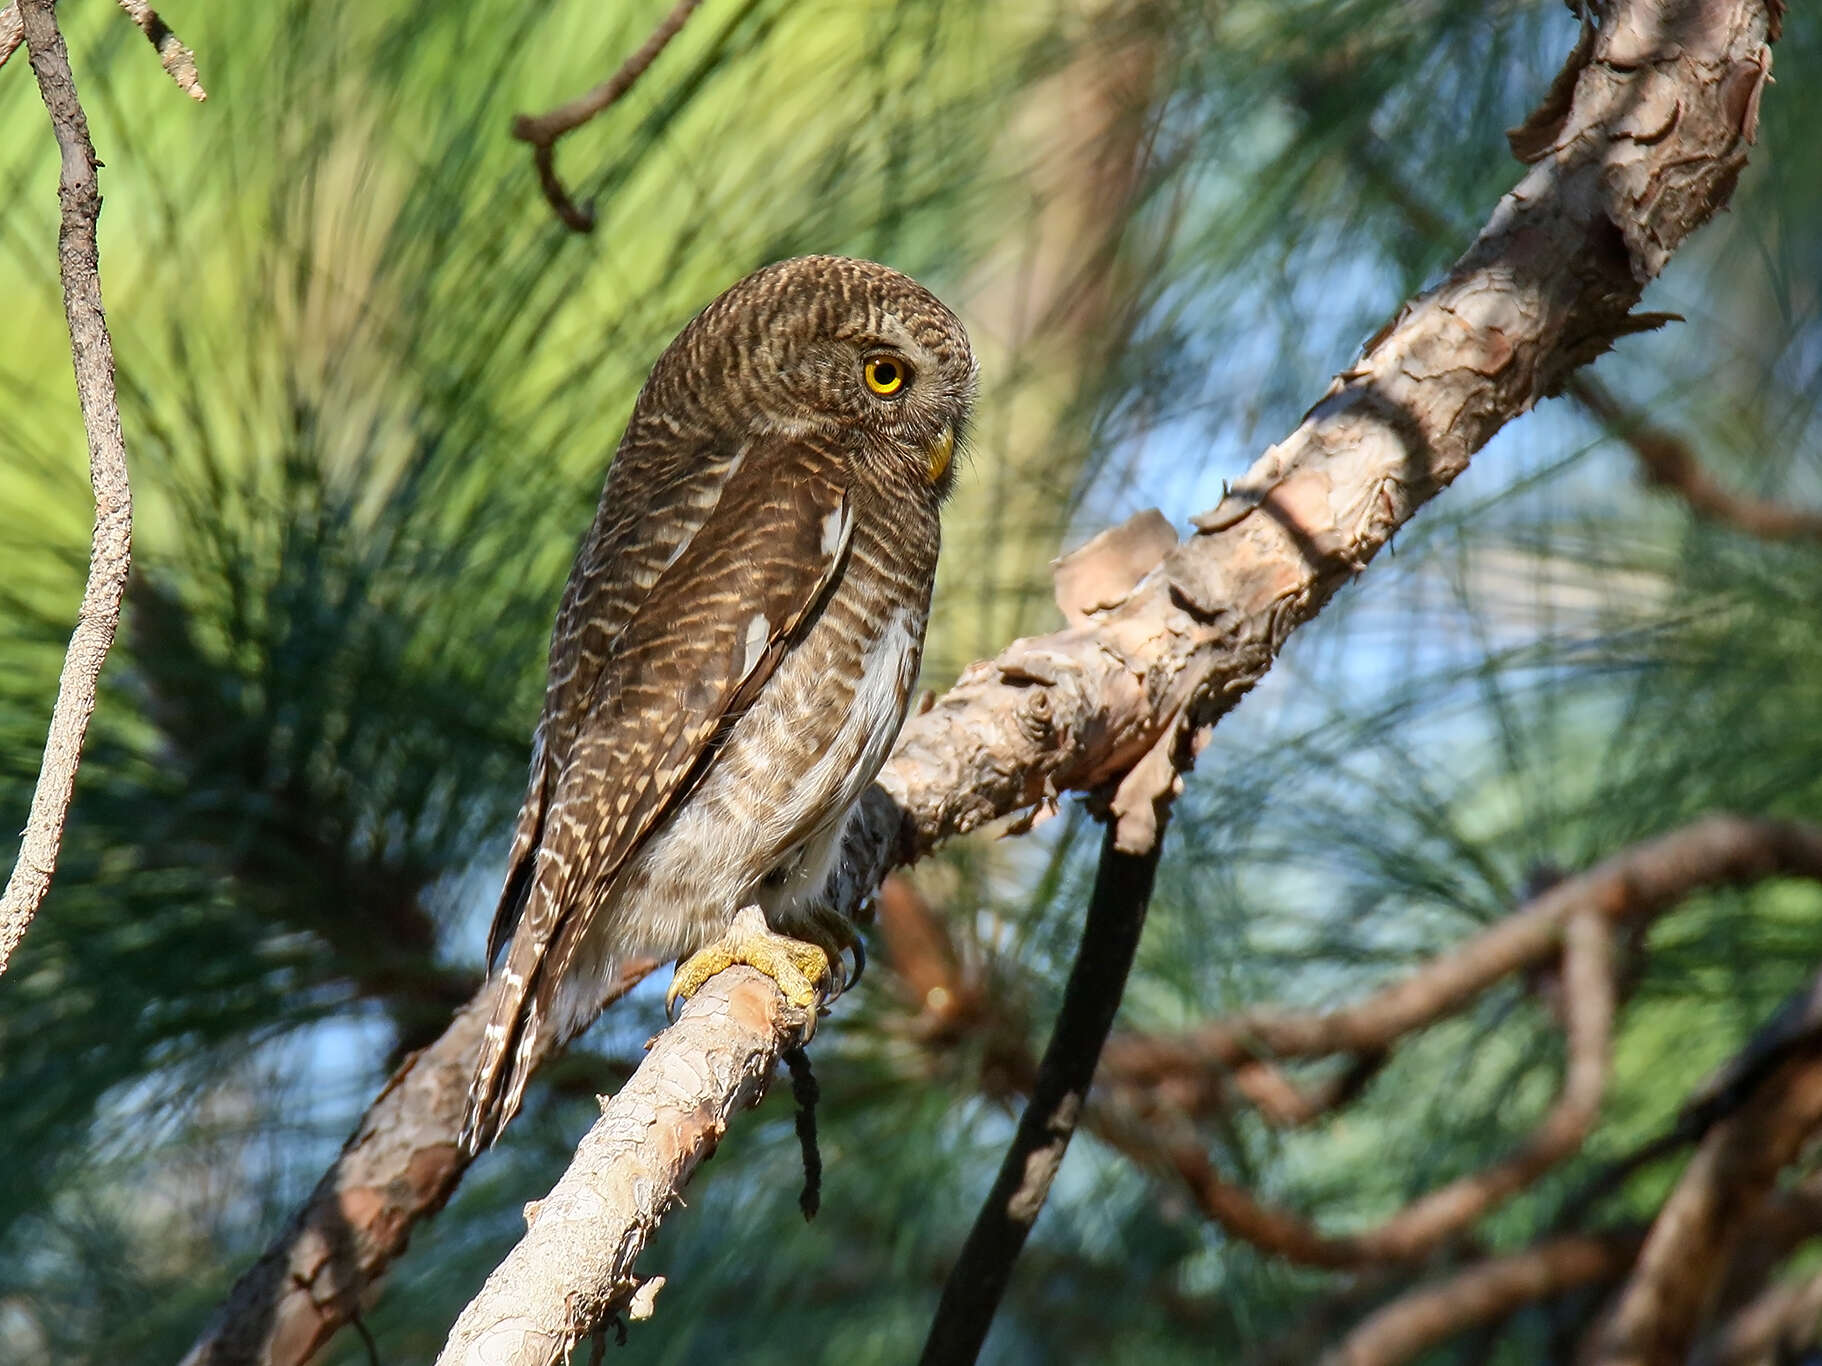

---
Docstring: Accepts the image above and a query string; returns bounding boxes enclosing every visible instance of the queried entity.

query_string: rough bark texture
[185,0,1779,1359]
[435,951,812,1365]
[178,965,653,1366]
[826,0,1781,864]
[1,0,135,980]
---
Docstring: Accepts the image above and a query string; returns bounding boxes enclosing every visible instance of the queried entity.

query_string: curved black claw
[842,933,867,994]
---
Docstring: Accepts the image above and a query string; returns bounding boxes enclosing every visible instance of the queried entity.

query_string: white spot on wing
[742,612,770,677]
[821,504,850,558]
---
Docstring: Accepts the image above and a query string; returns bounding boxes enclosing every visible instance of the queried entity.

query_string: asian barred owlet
[461,256,976,1151]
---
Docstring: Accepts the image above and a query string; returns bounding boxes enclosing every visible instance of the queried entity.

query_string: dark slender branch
[510,0,703,232]
[919,814,1168,1366]
[2,0,135,979]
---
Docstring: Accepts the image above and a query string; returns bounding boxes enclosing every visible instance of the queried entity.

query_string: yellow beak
[927,425,955,484]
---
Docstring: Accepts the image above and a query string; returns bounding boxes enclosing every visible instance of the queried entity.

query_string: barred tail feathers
[460,870,563,1152]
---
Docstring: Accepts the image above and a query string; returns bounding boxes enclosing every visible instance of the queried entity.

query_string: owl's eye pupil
[875,362,897,385]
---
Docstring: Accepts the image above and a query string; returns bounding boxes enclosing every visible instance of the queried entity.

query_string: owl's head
[651,255,978,498]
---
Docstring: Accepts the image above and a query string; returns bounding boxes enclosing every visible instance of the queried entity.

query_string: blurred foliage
[1,0,1820,1363]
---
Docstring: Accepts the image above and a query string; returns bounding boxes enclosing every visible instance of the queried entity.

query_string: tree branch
[1698,1265,1822,1366]
[186,0,1781,1356]
[919,817,1168,1366]
[510,0,701,232]
[1127,906,1614,1268]
[1,1,205,97]
[1,0,135,980]
[1103,817,1822,1085]
[112,0,207,101]
[1321,1231,1646,1366]
[435,941,813,1365]
[1103,820,1822,1269]
[1583,1052,1822,1364]
[1568,372,1822,542]
[177,962,654,1366]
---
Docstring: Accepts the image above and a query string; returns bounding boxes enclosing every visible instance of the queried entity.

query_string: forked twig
[510,0,702,232]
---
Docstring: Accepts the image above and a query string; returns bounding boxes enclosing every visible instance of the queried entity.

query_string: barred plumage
[462,257,977,1151]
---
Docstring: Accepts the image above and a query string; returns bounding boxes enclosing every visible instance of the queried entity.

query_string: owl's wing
[484,431,759,970]
[462,438,855,1150]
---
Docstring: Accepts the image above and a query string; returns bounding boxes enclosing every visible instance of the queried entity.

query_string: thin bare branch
[1569,373,1822,542]
[1103,817,1822,1086]
[113,0,206,100]
[435,944,813,1365]
[920,818,1169,1366]
[1,0,135,980]
[2,1,206,96]
[510,0,702,232]
[1147,907,1614,1268]
[1557,971,1822,1231]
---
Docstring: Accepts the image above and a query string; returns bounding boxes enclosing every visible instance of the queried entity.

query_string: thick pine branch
[435,945,810,1365]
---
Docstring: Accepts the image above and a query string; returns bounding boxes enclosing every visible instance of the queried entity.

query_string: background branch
[1,0,134,979]
[919,816,1168,1366]
[509,0,702,232]
[1583,1050,1822,1364]
[1568,373,1822,542]
[112,0,207,101]
[1322,1231,1646,1366]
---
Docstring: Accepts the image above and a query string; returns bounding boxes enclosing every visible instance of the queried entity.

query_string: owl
[461,256,977,1151]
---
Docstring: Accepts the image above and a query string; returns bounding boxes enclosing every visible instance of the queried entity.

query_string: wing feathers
[462,442,854,1150]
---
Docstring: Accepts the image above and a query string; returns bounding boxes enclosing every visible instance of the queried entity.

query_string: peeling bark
[434,959,812,1366]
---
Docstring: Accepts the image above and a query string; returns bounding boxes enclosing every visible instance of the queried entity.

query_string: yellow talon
[665,906,836,1019]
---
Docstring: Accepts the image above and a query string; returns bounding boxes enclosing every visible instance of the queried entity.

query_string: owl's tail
[460,876,561,1153]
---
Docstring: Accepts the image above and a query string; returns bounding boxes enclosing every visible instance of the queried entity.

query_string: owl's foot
[666,906,837,1021]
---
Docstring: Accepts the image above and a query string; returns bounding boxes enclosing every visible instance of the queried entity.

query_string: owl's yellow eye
[863,355,910,397]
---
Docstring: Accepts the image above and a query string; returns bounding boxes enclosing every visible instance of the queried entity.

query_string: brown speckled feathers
[462,257,976,1150]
